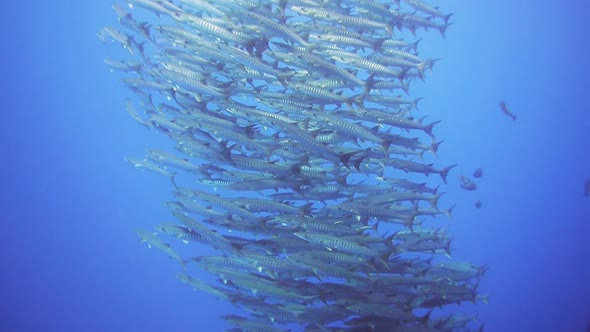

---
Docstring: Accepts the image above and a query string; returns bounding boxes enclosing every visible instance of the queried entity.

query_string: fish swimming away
[499,100,517,121]
[459,175,478,191]
[585,180,590,196]
[475,200,482,209]
[473,168,483,178]
[102,0,485,331]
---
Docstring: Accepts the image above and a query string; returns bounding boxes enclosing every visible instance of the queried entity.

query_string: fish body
[459,175,477,191]
[135,228,186,265]
[401,14,452,38]
[125,157,175,177]
[473,168,483,178]
[126,0,178,18]
[294,232,383,257]
[499,100,517,120]
[401,0,453,23]
[177,273,229,300]
[386,158,456,183]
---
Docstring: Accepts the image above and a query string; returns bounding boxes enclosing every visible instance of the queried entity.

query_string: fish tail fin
[405,214,417,232]
[429,139,443,158]
[426,58,440,72]
[478,294,489,305]
[443,13,454,24]
[417,149,425,162]
[477,323,485,332]
[439,164,456,183]
[420,309,433,326]
[446,204,456,218]
[381,139,392,158]
[411,38,422,53]
[365,73,376,93]
[136,40,147,59]
[139,22,153,42]
[301,202,314,216]
[430,185,440,195]
[401,78,411,95]
[388,16,403,34]
[383,233,396,249]
[170,174,179,189]
[373,38,387,52]
[351,92,366,107]
[430,192,444,209]
[415,61,426,78]
[412,97,424,110]
[418,265,430,277]
[378,256,392,271]
[125,35,136,56]
[480,264,489,277]
[439,23,452,39]
[424,120,441,138]
[341,150,366,170]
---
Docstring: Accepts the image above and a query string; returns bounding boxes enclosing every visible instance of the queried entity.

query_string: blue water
[1,1,589,331]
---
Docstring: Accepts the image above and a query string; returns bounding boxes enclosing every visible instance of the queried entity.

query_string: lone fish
[584,180,590,196]
[473,168,483,178]
[499,100,517,121]
[459,175,477,191]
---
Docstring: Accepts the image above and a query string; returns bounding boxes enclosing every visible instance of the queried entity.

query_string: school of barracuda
[100,0,486,330]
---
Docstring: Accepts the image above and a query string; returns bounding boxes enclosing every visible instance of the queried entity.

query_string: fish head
[96,28,108,43]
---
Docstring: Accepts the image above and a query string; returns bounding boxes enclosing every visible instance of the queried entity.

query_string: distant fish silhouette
[473,168,483,178]
[585,180,590,197]
[459,175,477,191]
[475,200,482,209]
[499,100,517,121]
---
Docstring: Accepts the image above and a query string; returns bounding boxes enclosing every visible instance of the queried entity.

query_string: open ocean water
[1,1,589,331]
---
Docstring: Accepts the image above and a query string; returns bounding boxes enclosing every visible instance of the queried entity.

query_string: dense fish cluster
[101,0,486,331]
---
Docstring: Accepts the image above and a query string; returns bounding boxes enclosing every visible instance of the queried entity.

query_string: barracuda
[401,14,453,38]
[241,10,312,49]
[125,157,175,177]
[178,188,262,221]
[126,0,178,18]
[398,0,454,23]
[294,231,382,257]
[294,51,367,87]
[177,0,228,19]
[136,228,187,266]
[177,273,230,300]
[291,6,395,34]
[385,158,457,183]
[310,112,385,146]
[174,12,250,44]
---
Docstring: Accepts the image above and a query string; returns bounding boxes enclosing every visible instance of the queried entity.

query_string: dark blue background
[1,1,589,331]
